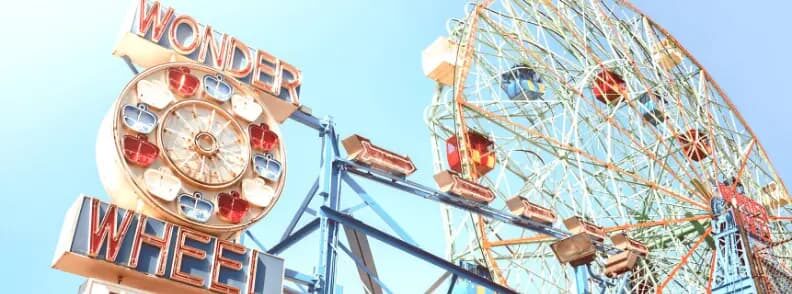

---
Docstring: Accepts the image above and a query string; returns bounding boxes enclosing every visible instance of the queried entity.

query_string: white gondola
[421,37,459,86]
[136,79,174,109]
[652,38,684,70]
[242,178,275,208]
[231,94,263,122]
[143,167,182,201]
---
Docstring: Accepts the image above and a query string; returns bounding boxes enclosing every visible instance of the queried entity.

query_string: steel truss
[254,111,528,293]
[247,109,633,293]
[710,205,758,293]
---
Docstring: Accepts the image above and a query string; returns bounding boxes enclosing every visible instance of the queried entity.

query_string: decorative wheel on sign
[422,0,792,292]
[97,62,286,237]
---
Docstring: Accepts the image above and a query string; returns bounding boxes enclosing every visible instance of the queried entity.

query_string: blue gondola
[121,103,158,134]
[253,153,283,182]
[177,192,214,223]
[500,64,545,100]
[638,91,667,127]
[203,74,233,102]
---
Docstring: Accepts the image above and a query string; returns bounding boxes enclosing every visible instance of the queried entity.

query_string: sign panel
[53,196,284,294]
[114,0,302,122]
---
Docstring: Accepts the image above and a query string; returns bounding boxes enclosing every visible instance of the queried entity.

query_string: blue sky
[0,1,790,293]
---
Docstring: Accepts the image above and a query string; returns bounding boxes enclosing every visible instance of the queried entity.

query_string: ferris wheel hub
[193,131,219,156]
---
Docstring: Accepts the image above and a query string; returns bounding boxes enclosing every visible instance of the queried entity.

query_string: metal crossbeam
[289,108,324,131]
[281,178,320,241]
[320,206,517,294]
[269,218,321,255]
[342,174,418,246]
[341,159,569,239]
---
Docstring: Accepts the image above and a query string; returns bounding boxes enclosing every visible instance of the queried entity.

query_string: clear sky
[0,0,790,293]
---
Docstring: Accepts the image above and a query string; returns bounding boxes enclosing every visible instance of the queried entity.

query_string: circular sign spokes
[159,100,250,188]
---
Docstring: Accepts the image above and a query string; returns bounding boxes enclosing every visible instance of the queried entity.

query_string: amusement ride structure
[51,0,792,294]
[422,0,792,293]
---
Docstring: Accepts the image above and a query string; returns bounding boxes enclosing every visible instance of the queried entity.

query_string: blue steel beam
[340,159,569,239]
[269,218,321,255]
[286,268,318,290]
[121,55,139,74]
[289,109,324,131]
[320,206,518,294]
[342,174,418,246]
[244,230,270,252]
[338,242,393,294]
[315,120,342,294]
[281,178,320,241]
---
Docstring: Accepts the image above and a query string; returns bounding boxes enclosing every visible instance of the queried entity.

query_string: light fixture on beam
[610,233,649,257]
[342,134,417,177]
[550,233,598,267]
[505,196,556,225]
[604,251,640,278]
[434,170,495,204]
[563,216,606,244]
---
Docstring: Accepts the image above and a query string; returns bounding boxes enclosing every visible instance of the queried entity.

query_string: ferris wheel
[422,0,792,293]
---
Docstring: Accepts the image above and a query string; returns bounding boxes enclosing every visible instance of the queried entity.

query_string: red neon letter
[225,37,253,79]
[88,199,135,262]
[280,62,302,104]
[170,228,211,287]
[247,250,261,294]
[210,239,246,293]
[197,25,230,70]
[169,14,200,55]
[252,49,281,95]
[127,215,173,276]
[136,0,174,42]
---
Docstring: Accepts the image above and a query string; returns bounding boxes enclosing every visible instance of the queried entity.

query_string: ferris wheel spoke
[656,227,712,293]
[215,152,243,175]
[197,155,207,182]
[164,127,193,141]
[603,214,712,234]
[177,151,198,168]
[207,108,216,133]
[174,110,197,134]
[213,120,233,137]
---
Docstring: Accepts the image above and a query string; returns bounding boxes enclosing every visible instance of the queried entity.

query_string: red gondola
[217,190,250,224]
[122,134,159,167]
[249,123,279,152]
[592,70,628,105]
[167,66,200,97]
[677,129,712,161]
[446,131,496,178]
